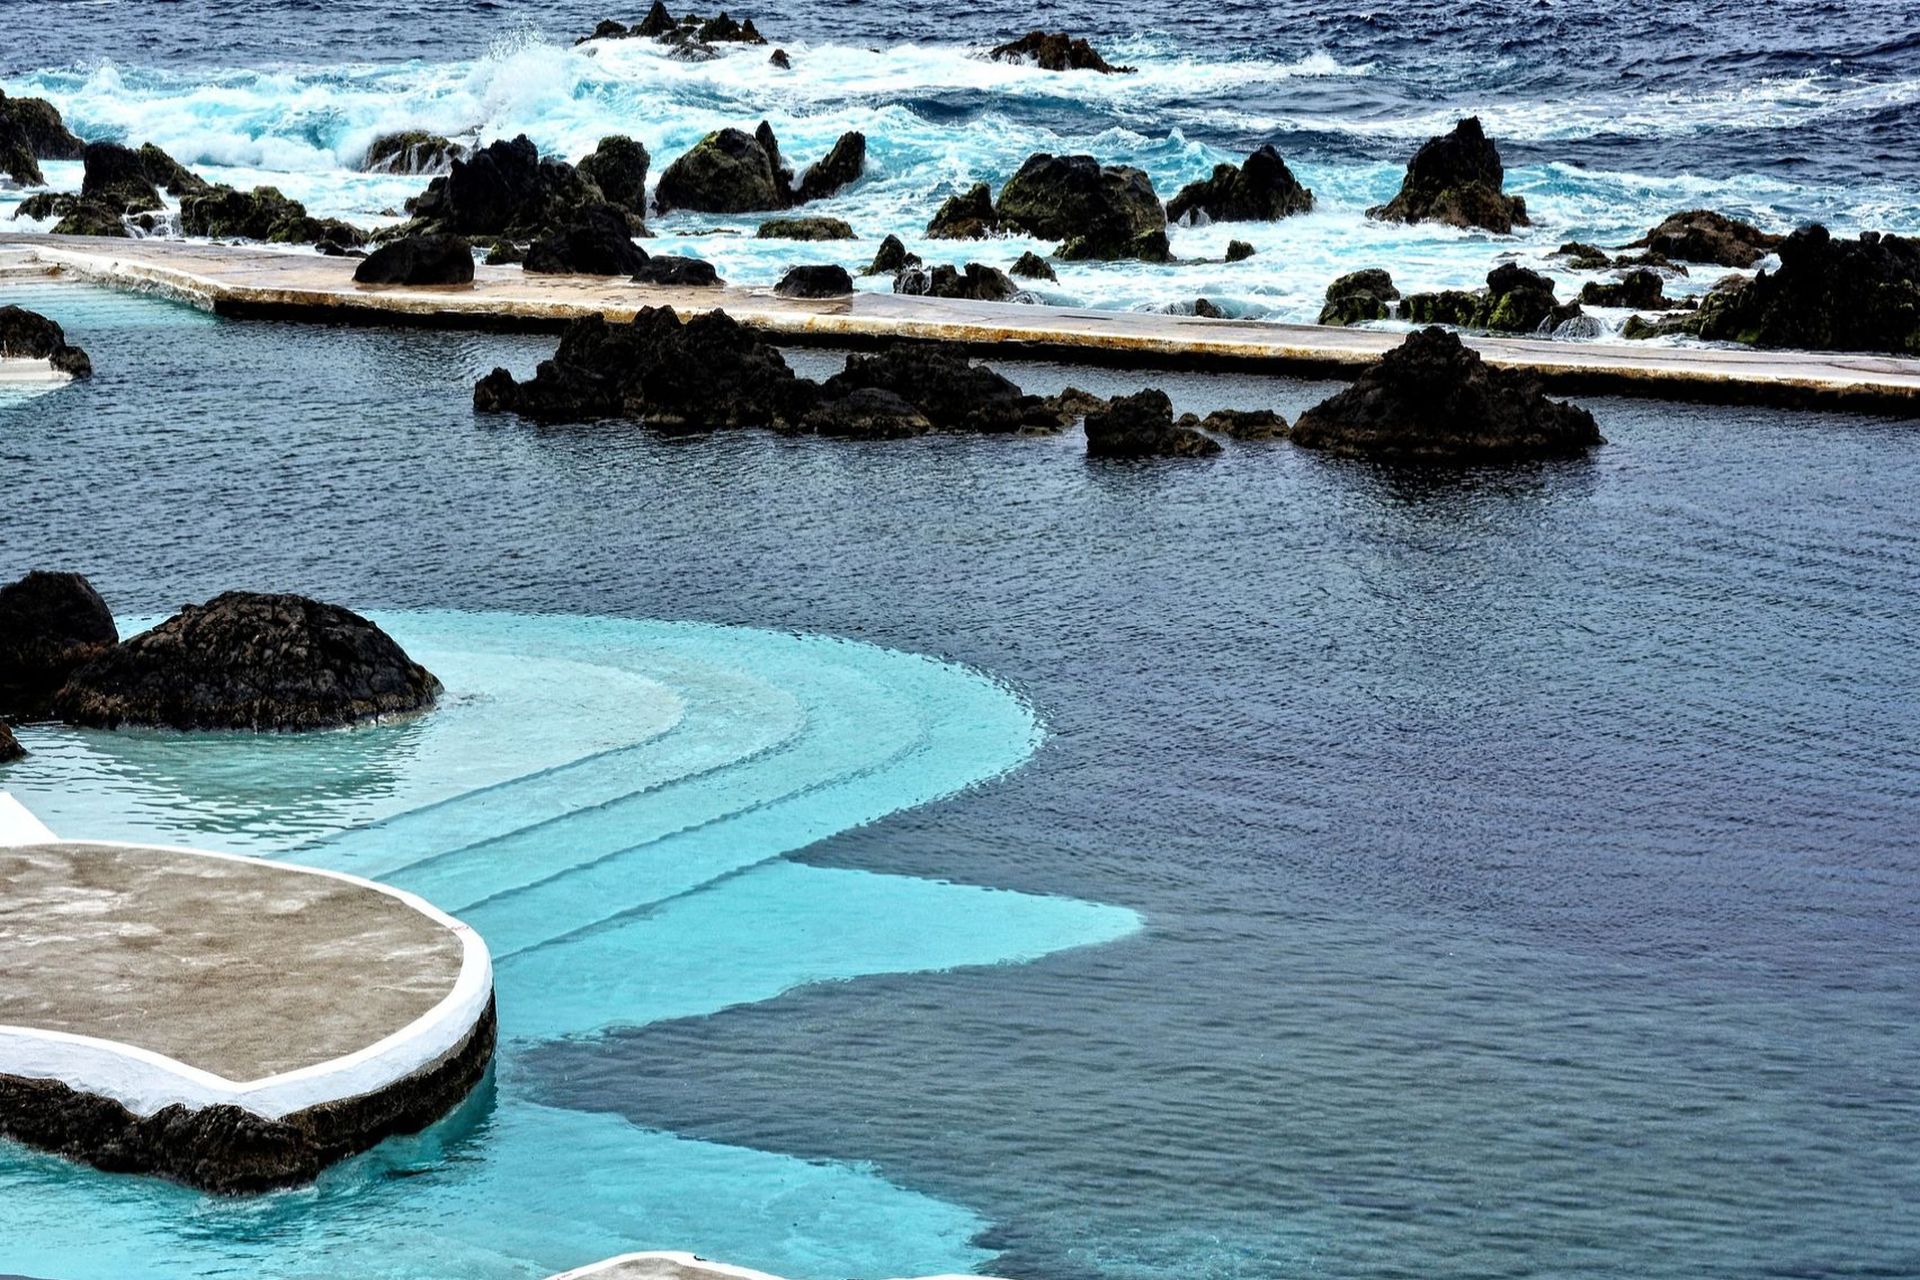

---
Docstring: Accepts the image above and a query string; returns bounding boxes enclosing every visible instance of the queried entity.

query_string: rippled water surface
[2,282,1918,1278]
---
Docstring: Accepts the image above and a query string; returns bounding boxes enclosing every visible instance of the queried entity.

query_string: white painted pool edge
[0,791,494,1121]
[546,1251,1009,1280]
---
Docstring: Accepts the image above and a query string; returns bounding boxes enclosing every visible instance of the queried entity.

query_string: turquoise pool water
[0,610,1141,1280]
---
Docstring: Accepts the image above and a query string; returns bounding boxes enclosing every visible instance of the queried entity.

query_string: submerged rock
[1085,389,1221,458]
[54,593,440,732]
[363,131,467,176]
[0,304,92,377]
[864,233,918,275]
[633,255,721,286]
[575,135,651,218]
[655,126,784,214]
[1010,250,1056,280]
[1367,116,1528,235]
[79,141,162,213]
[796,131,866,203]
[0,721,21,763]
[774,263,854,297]
[894,262,1020,301]
[1579,269,1669,309]
[925,183,998,239]
[795,386,933,439]
[757,216,855,241]
[1291,326,1602,461]
[769,48,792,69]
[821,343,1061,433]
[1692,225,1920,355]
[1178,408,1289,440]
[987,31,1135,74]
[1167,145,1313,224]
[353,234,475,285]
[0,570,118,719]
[474,307,810,428]
[1628,209,1781,268]
[996,153,1166,260]
[523,204,648,275]
[1319,269,1400,326]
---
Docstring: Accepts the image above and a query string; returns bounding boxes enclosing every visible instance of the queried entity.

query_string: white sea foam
[3,37,1914,324]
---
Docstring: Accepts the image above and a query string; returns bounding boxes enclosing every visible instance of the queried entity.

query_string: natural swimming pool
[3,282,1918,1279]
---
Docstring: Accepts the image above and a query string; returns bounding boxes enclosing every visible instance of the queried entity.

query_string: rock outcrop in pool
[53,592,441,731]
[1291,327,1603,462]
[0,304,93,377]
[0,570,118,718]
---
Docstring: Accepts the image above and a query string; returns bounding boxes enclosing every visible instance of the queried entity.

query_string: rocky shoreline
[7,68,1917,360]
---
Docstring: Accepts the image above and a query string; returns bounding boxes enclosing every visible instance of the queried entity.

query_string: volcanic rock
[53,593,439,732]
[1579,269,1668,309]
[757,216,855,241]
[1010,250,1055,280]
[633,255,722,285]
[1692,225,1920,354]
[0,721,21,762]
[1084,388,1221,458]
[1291,326,1602,461]
[655,126,784,214]
[0,92,84,160]
[996,153,1165,259]
[796,387,934,439]
[796,131,866,203]
[0,571,118,718]
[774,263,854,297]
[1367,116,1529,234]
[0,304,93,377]
[523,204,649,274]
[1628,210,1781,268]
[353,234,475,285]
[987,31,1135,74]
[925,183,998,239]
[575,135,651,217]
[864,233,918,274]
[473,307,810,428]
[821,342,1061,433]
[1318,268,1400,326]
[1167,145,1313,224]
[894,262,1020,301]
[363,131,467,176]
[79,142,162,213]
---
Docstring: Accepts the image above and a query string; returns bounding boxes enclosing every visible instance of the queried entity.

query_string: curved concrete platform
[0,793,495,1192]
[5,235,1919,415]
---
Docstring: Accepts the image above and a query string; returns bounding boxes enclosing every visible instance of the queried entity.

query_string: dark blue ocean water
[2,281,1918,1278]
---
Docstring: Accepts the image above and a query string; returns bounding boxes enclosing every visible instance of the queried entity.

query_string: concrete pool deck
[0,792,495,1192]
[4,234,1918,415]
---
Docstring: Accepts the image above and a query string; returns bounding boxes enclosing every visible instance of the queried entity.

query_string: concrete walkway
[5,235,1918,414]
